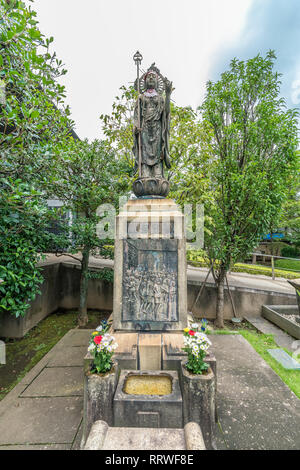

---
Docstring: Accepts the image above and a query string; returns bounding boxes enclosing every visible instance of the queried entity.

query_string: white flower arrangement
[88,320,118,374]
[182,320,211,374]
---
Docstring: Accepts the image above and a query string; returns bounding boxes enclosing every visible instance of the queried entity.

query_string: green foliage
[100,85,137,180]
[87,268,114,283]
[0,179,60,317]
[47,139,129,253]
[98,244,114,260]
[196,51,299,326]
[280,245,300,258]
[0,0,74,178]
[45,139,129,323]
[201,51,299,273]
[0,0,75,318]
[278,152,300,244]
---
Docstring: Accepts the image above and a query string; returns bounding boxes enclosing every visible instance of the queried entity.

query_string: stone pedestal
[82,362,119,447]
[180,361,216,450]
[113,199,187,332]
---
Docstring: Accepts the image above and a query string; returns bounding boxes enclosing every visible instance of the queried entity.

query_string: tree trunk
[78,247,90,327]
[214,266,226,329]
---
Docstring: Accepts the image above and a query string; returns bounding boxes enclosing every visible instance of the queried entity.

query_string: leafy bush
[0,179,57,317]
[280,245,300,259]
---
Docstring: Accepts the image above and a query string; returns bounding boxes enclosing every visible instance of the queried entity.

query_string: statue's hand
[134,126,142,135]
[164,79,173,95]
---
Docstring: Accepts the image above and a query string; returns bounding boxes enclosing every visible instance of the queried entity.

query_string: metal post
[133,51,143,178]
[271,256,275,280]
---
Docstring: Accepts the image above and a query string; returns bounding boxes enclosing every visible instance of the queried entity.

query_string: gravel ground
[280,313,300,326]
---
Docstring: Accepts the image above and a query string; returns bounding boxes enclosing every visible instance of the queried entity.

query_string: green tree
[0,179,53,317]
[0,0,73,178]
[47,139,129,326]
[278,151,300,245]
[201,51,299,327]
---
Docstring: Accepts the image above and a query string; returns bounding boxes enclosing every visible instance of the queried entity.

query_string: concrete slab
[47,347,87,367]
[267,349,300,370]
[245,316,296,351]
[216,366,287,401]
[112,332,138,369]
[211,335,300,450]
[71,420,83,450]
[58,329,92,347]
[139,334,162,370]
[162,333,184,355]
[217,396,300,450]
[102,427,186,450]
[0,396,83,445]
[0,444,71,450]
[20,367,83,397]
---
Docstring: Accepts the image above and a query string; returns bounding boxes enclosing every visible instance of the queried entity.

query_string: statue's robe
[133,92,171,176]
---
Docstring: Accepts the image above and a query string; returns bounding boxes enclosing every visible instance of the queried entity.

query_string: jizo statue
[132,52,173,197]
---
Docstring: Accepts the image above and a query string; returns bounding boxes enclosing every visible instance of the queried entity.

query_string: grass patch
[275,258,300,272]
[209,322,300,399]
[0,310,110,401]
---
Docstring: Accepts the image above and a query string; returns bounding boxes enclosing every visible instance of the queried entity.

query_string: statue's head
[145,70,158,90]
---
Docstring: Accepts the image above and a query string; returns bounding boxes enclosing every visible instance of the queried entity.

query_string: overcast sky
[28,0,300,141]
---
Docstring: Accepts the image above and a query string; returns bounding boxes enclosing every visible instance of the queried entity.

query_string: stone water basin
[124,374,172,396]
[114,370,183,428]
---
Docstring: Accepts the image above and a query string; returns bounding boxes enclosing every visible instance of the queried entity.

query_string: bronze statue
[132,52,173,197]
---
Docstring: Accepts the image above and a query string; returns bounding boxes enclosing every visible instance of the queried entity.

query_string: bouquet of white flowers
[88,320,118,373]
[182,321,211,374]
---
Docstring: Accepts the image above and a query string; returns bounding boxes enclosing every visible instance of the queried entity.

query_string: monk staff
[133,51,143,177]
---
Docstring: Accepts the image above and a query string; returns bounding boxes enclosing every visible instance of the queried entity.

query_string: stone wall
[0,260,296,338]
[188,281,296,320]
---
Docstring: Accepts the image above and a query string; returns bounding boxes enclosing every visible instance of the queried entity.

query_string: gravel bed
[280,313,300,326]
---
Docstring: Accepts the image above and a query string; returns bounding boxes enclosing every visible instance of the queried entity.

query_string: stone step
[245,316,297,350]
[102,426,186,450]
[84,420,206,450]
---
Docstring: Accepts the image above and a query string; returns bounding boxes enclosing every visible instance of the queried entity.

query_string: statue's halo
[134,66,165,95]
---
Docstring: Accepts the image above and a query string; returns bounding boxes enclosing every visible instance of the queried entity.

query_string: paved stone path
[212,335,300,450]
[0,330,299,450]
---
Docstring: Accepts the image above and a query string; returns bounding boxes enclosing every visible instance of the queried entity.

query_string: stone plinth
[82,362,119,447]
[180,362,216,450]
[113,370,183,428]
[113,199,187,332]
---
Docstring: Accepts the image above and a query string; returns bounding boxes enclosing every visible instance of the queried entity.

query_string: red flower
[94,335,102,345]
[188,330,195,336]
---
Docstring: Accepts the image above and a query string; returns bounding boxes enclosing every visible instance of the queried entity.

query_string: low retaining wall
[262,305,300,339]
[0,261,296,338]
[0,262,113,338]
[189,281,296,320]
